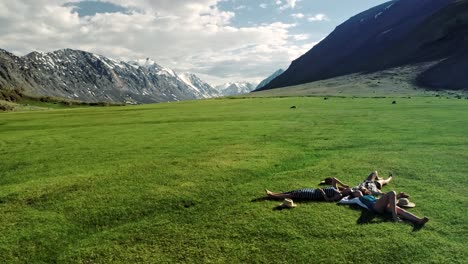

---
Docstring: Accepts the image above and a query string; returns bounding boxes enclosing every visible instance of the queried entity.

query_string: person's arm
[330,192,343,202]
[329,188,344,201]
[338,196,360,204]
[338,195,370,210]
[319,188,334,202]
[352,190,363,197]
[375,190,408,198]
[373,189,384,196]
[332,178,349,188]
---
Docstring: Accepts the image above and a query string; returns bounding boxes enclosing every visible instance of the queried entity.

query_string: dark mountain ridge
[260,0,468,91]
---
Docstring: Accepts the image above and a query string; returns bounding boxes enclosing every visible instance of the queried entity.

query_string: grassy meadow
[249,64,468,99]
[0,97,467,263]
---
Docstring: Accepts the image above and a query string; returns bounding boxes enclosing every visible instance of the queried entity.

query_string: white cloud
[280,0,299,10]
[308,13,329,22]
[292,34,309,41]
[259,3,267,9]
[276,0,282,5]
[291,13,305,19]
[0,0,319,84]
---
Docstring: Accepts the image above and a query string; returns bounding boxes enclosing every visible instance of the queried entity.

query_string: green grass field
[1,97,467,263]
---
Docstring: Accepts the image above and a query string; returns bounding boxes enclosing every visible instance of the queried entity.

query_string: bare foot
[418,217,429,226]
[265,189,273,196]
[385,172,393,180]
[397,192,410,199]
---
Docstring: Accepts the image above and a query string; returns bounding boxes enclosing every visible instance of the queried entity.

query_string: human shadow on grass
[345,204,427,232]
[253,195,428,230]
[250,197,270,202]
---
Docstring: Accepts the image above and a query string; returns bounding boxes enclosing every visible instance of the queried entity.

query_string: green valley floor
[0,97,467,263]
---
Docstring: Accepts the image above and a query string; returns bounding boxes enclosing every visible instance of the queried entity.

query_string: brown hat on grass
[397,198,416,208]
[279,198,297,208]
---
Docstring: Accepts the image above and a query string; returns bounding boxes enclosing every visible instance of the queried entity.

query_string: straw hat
[279,198,297,208]
[397,198,416,208]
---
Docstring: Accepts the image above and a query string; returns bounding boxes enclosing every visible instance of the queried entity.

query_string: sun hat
[279,198,297,208]
[397,198,416,208]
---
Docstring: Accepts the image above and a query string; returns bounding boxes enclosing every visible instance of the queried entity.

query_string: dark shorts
[369,203,378,212]
[375,181,382,190]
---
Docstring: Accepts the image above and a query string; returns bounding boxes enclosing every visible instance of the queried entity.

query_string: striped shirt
[282,187,339,201]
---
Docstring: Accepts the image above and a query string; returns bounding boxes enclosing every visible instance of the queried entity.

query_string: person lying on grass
[265,183,352,202]
[354,170,393,196]
[266,176,359,202]
[321,171,400,197]
[339,187,430,226]
[265,172,406,203]
[322,175,410,199]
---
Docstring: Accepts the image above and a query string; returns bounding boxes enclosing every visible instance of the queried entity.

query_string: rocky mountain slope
[178,73,220,98]
[259,0,468,91]
[256,69,284,90]
[0,49,219,103]
[215,82,257,96]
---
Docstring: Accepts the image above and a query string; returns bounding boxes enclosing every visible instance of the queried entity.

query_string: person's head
[359,187,371,195]
[351,187,370,197]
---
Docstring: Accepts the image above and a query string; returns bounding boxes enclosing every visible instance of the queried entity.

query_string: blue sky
[1,0,390,85]
[219,0,389,39]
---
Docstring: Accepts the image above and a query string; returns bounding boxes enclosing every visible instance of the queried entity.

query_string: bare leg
[366,171,379,181]
[396,207,430,225]
[372,191,399,221]
[265,189,293,200]
[376,176,393,188]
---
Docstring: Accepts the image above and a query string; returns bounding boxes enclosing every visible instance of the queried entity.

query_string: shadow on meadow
[353,205,427,232]
[251,198,426,232]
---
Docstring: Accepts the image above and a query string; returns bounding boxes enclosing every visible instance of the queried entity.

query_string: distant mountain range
[259,0,468,92]
[256,69,284,90]
[178,72,220,99]
[215,82,257,96]
[0,49,220,103]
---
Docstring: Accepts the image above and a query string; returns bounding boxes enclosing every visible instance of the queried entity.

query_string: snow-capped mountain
[255,69,284,90]
[215,82,257,96]
[178,73,220,98]
[0,49,218,103]
[129,59,220,98]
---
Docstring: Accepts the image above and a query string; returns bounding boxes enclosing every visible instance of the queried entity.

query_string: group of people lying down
[265,171,429,226]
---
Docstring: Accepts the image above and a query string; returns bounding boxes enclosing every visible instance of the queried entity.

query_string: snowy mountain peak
[0,48,255,102]
[177,72,220,98]
[215,81,257,96]
[128,58,162,70]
